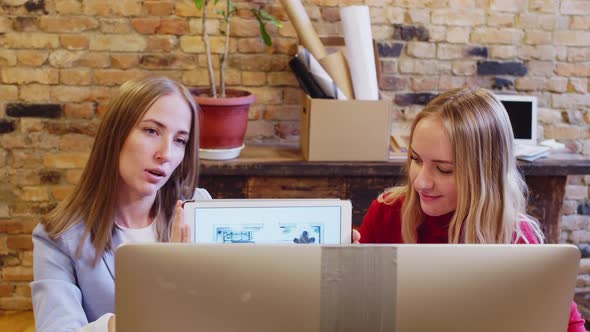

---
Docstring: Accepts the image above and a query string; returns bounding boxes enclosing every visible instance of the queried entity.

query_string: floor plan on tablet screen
[185,199,352,244]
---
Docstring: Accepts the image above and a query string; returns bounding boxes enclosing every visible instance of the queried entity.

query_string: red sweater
[359,196,586,332]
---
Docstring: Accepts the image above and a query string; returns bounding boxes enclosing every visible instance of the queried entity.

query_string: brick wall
[0,0,589,313]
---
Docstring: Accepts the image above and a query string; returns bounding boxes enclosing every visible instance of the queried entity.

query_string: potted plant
[192,0,281,160]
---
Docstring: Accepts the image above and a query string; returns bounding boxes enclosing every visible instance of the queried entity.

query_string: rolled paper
[279,0,327,60]
[289,55,332,99]
[340,6,379,100]
[298,48,347,100]
[318,51,354,100]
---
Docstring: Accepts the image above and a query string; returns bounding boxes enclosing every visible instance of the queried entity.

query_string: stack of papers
[514,144,550,161]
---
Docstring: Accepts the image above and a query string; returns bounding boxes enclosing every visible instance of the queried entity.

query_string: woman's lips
[144,170,163,184]
[419,193,441,202]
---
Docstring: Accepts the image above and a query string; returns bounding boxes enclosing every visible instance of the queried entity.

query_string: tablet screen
[185,200,351,244]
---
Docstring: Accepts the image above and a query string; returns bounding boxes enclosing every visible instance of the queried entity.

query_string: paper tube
[319,51,354,100]
[340,6,379,100]
[279,0,327,60]
[298,48,347,100]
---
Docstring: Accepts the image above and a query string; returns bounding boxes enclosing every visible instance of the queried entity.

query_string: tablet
[183,199,352,244]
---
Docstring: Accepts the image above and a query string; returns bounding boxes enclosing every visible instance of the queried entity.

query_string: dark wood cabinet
[200,146,590,244]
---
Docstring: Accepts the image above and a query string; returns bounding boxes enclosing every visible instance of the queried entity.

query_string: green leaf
[194,0,204,10]
[259,22,271,46]
[259,9,283,28]
[216,9,225,16]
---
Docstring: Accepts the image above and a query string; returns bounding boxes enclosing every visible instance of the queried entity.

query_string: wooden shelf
[199,145,590,243]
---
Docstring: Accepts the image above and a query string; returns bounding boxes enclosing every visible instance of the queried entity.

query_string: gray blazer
[31,188,211,332]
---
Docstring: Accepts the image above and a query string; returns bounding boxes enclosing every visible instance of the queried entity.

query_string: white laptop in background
[116,243,580,332]
[183,199,352,244]
[495,94,550,161]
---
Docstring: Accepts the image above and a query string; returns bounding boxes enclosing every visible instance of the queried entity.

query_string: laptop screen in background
[499,100,533,140]
[193,206,342,244]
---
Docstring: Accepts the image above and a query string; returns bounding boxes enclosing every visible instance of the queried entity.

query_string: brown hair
[44,76,200,262]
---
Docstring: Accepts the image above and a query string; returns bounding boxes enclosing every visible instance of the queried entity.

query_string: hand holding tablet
[183,199,352,244]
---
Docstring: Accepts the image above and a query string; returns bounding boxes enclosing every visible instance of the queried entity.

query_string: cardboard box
[300,95,392,161]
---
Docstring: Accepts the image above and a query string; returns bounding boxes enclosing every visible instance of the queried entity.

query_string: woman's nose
[414,167,434,190]
[154,139,171,162]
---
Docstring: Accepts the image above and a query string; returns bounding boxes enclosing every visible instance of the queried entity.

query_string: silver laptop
[116,244,579,332]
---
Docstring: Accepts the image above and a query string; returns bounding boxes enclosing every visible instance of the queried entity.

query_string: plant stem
[219,0,232,98]
[202,0,217,97]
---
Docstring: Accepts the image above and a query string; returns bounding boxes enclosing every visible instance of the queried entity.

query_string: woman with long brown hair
[31,76,210,332]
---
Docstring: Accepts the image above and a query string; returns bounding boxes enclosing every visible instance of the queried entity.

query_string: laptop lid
[116,244,579,332]
[495,94,538,145]
[183,199,352,244]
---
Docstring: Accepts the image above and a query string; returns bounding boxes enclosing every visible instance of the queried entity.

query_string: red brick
[55,0,81,14]
[145,1,174,15]
[65,169,83,184]
[6,235,33,250]
[89,35,147,52]
[321,7,340,22]
[238,38,266,54]
[83,0,142,16]
[267,72,298,86]
[263,105,301,121]
[229,18,261,37]
[94,69,147,85]
[283,88,303,104]
[272,38,298,55]
[59,134,94,151]
[14,284,31,297]
[60,35,89,50]
[556,63,590,77]
[19,186,49,202]
[0,284,13,297]
[0,297,32,310]
[146,36,178,52]
[241,72,266,87]
[111,54,140,69]
[21,251,33,267]
[99,18,132,34]
[60,69,92,85]
[0,85,18,100]
[64,103,95,119]
[273,122,300,141]
[43,152,89,168]
[50,86,93,103]
[432,9,485,26]
[0,219,37,234]
[39,16,98,33]
[73,52,110,68]
[159,19,188,35]
[51,185,74,201]
[0,50,17,66]
[131,18,160,34]
[1,68,59,85]
[16,51,49,66]
[0,33,59,49]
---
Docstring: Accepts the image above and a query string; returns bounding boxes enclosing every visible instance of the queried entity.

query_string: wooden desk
[200,145,590,244]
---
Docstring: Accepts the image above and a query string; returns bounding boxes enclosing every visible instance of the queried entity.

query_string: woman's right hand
[108,315,116,332]
[352,229,361,244]
[171,200,190,242]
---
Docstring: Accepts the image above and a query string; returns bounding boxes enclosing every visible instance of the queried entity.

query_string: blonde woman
[31,76,211,332]
[354,88,585,331]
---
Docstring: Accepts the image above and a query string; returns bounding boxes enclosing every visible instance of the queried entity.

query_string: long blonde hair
[380,88,543,244]
[44,76,200,262]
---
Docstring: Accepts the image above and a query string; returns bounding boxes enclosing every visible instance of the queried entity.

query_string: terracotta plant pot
[191,88,256,160]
